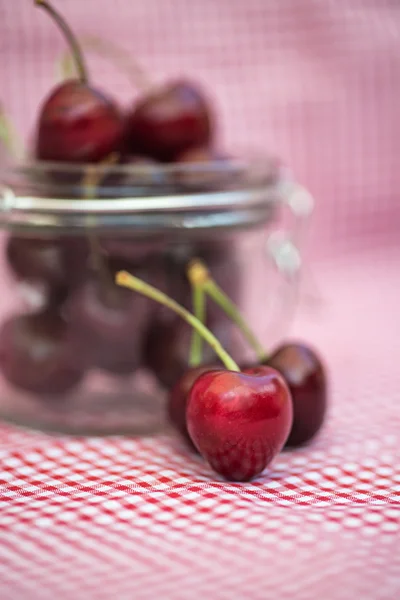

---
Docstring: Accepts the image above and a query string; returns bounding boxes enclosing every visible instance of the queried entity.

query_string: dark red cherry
[167,365,218,444]
[143,317,230,389]
[99,237,167,265]
[100,156,164,197]
[36,81,123,163]
[65,274,150,375]
[6,235,87,290]
[35,1,123,164]
[187,367,293,481]
[0,310,83,396]
[267,342,327,447]
[143,319,189,388]
[173,147,229,190]
[125,80,213,162]
[174,146,226,166]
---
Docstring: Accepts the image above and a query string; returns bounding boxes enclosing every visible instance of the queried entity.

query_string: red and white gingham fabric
[1,2,400,599]
[0,249,399,599]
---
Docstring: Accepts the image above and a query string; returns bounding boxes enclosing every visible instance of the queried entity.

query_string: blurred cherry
[175,147,215,164]
[65,264,151,375]
[99,237,167,265]
[100,156,164,197]
[267,342,327,447]
[6,235,87,290]
[35,1,123,163]
[168,364,218,445]
[173,146,229,190]
[143,319,190,388]
[126,80,213,162]
[0,309,83,396]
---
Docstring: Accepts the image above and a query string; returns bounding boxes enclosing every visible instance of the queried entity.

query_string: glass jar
[0,156,313,434]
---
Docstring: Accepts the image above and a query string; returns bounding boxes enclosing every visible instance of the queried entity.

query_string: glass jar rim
[0,154,285,235]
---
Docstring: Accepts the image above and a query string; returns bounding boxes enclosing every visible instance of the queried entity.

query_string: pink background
[1,0,400,258]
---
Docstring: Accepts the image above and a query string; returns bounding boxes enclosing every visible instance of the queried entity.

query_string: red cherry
[6,235,87,290]
[173,146,229,190]
[168,365,218,445]
[186,367,293,481]
[267,342,327,447]
[65,275,150,375]
[35,1,123,163]
[0,310,83,396]
[125,80,213,162]
[36,81,123,163]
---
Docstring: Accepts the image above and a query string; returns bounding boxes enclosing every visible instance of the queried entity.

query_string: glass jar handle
[264,177,315,341]
[267,178,314,275]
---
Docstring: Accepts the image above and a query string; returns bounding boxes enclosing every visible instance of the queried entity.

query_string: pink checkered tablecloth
[1,1,400,599]
[0,249,399,600]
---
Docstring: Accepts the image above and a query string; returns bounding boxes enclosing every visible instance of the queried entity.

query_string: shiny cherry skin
[267,342,327,447]
[125,80,213,162]
[168,365,218,445]
[36,80,123,163]
[0,310,83,396]
[186,366,293,481]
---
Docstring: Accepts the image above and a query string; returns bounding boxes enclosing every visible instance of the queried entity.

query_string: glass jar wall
[0,158,308,434]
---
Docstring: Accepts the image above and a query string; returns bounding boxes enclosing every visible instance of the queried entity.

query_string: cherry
[173,147,229,191]
[99,237,167,265]
[125,80,213,162]
[186,366,293,481]
[143,319,188,388]
[65,272,150,375]
[267,342,327,447]
[6,235,87,290]
[96,155,168,199]
[175,146,215,164]
[168,365,218,445]
[114,270,290,481]
[184,260,327,450]
[35,1,123,163]
[0,310,83,396]
[144,315,232,388]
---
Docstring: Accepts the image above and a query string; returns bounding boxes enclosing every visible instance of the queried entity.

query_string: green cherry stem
[0,106,24,160]
[35,0,89,83]
[116,271,240,373]
[83,154,119,295]
[187,259,269,363]
[189,283,206,368]
[59,36,151,92]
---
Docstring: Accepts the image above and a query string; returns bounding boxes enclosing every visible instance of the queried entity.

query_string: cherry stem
[35,0,88,83]
[0,106,24,160]
[116,271,240,373]
[59,36,151,93]
[189,284,206,368]
[83,155,119,296]
[187,259,269,362]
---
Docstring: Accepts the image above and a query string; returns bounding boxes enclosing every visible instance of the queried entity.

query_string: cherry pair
[35,1,212,165]
[169,260,327,455]
[116,270,327,483]
[170,341,326,453]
